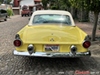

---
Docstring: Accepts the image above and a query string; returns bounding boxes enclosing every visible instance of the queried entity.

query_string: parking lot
[0,15,100,75]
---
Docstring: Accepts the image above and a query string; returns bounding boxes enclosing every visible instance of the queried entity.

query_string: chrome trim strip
[13,50,91,57]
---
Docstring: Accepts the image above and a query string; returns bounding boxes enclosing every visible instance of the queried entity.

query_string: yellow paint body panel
[16,24,88,53]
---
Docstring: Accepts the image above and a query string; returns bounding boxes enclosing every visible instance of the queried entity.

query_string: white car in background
[0,9,8,21]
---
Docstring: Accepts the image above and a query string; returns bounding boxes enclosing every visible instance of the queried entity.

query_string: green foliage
[6,0,12,4]
[0,0,3,3]
[69,0,100,12]
[42,0,49,9]
[0,0,12,4]
[42,0,71,10]
[7,9,13,17]
[99,27,100,30]
[50,6,58,10]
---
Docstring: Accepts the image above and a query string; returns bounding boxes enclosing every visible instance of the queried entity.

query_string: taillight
[13,39,22,47]
[83,41,91,48]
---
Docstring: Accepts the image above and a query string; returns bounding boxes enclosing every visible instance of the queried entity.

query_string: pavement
[75,21,100,36]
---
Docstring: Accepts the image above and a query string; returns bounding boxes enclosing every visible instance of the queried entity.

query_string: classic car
[13,10,91,57]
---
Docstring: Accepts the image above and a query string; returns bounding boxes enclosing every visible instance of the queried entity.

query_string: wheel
[27,14,29,16]
[4,18,7,21]
[21,15,23,17]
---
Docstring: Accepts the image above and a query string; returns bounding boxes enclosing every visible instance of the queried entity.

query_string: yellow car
[13,10,91,57]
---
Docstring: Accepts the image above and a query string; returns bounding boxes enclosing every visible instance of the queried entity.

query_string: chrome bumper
[13,50,91,57]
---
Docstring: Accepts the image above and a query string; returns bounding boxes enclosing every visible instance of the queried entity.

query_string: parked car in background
[21,5,31,17]
[13,10,91,58]
[21,9,31,17]
[0,9,8,21]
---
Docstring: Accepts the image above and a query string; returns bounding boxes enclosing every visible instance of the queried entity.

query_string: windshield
[32,14,72,25]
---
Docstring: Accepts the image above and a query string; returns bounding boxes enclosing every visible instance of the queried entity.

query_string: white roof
[33,10,71,15]
[29,10,75,26]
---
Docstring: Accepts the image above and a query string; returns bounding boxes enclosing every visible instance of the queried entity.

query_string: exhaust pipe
[27,44,35,55]
[70,45,77,56]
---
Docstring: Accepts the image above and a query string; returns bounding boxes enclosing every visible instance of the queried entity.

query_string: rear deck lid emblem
[50,38,54,41]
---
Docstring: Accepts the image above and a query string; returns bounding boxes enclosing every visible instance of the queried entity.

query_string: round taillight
[83,41,91,48]
[14,40,22,47]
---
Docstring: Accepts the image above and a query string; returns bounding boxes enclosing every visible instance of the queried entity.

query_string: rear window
[32,14,72,25]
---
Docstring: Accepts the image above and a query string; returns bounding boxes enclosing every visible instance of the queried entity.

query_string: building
[11,0,42,15]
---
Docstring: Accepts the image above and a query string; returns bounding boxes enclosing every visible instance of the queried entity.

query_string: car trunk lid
[22,25,81,44]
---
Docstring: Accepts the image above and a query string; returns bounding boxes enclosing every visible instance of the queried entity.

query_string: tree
[56,0,71,10]
[0,0,3,3]
[6,0,12,4]
[0,0,12,4]
[69,0,100,41]
[43,0,71,10]
[42,0,49,9]
[4,0,12,4]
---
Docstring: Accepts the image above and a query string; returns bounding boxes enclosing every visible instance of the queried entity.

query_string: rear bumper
[13,50,91,57]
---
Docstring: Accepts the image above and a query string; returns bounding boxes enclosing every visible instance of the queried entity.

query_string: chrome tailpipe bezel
[27,44,35,55]
[70,45,77,56]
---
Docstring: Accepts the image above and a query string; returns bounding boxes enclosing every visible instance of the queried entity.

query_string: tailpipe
[27,44,35,55]
[70,45,77,56]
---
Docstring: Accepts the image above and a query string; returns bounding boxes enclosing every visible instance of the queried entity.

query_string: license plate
[44,45,59,51]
